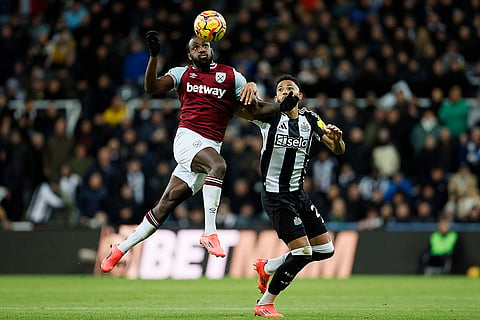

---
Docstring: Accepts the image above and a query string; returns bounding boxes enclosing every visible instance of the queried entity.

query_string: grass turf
[0,275,478,319]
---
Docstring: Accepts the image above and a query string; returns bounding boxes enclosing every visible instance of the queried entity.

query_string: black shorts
[261,189,328,244]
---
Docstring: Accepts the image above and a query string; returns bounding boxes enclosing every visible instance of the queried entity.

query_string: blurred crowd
[1,0,480,231]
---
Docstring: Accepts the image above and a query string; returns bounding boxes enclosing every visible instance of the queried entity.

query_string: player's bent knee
[291,246,313,264]
[286,250,312,273]
[210,159,227,177]
[312,241,334,261]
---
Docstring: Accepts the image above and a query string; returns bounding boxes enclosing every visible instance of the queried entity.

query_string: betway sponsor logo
[275,134,309,148]
[186,82,226,98]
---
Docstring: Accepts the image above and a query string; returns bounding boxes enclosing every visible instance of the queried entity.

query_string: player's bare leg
[192,148,227,257]
[101,176,192,272]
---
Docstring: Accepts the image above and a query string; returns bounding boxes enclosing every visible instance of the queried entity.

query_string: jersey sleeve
[304,108,325,141]
[233,68,247,100]
[165,66,188,90]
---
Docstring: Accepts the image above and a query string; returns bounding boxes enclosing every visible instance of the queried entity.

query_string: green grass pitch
[0,275,478,319]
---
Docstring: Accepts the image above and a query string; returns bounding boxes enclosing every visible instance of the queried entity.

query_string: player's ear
[297,92,304,100]
[187,53,192,61]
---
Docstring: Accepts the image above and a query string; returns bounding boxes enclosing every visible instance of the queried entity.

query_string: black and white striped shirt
[252,107,325,193]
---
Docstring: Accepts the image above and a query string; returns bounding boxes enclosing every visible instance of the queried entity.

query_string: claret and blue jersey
[166,63,246,142]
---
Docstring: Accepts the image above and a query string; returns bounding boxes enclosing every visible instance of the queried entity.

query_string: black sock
[267,253,312,295]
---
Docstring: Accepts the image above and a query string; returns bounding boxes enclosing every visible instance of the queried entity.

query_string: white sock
[118,213,157,253]
[258,291,277,305]
[203,176,223,235]
[264,252,290,275]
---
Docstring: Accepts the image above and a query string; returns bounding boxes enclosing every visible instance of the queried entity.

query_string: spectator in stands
[329,197,348,222]
[216,200,237,229]
[83,146,123,197]
[448,163,478,202]
[67,143,94,178]
[371,128,401,177]
[363,106,386,148]
[2,129,29,221]
[311,149,339,195]
[132,140,156,178]
[415,135,442,183]
[343,126,371,176]
[358,166,389,203]
[25,175,64,225]
[58,162,81,226]
[393,201,413,223]
[437,127,459,174]
[45,29,76,70]
[429,87,444,114]
[457,126,480,176]
[416,201,435,223]
[384,173,414,203]
[410,108,441,157]
[124,157,145,211]
[101,95,129,130]
[63,0,89,31]
[76,171,108,228]
[26,131,46,190]
[109,183,141,226]
[344,182,367,221]
[144,161,171,210]
[13,99,35,135]
[438,85,470,139]
[34,101,61,138]
[229,178,257,219]
[122,38,149,91]
[447,163,479,221]
[43,117,74,179]
[456,187,480,222]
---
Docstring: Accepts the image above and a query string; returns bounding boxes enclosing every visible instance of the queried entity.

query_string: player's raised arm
[234,100,280,120]
[235,82,280,120]
[144,31,175,94]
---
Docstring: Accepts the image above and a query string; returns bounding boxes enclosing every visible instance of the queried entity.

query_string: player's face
[188,37,213,69]
[275,80,302,103]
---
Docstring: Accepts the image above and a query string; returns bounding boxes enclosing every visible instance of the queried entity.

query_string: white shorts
[172,127,223,194]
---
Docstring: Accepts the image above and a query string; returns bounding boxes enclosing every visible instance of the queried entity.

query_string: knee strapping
[312,242,334,261]
[282,246,313,275]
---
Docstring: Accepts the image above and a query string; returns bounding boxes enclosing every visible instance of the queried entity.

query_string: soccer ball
[194,10,227,42]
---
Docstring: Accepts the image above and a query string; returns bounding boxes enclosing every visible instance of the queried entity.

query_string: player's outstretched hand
[240,82,262,105]
[280,91,299,112]
[146,31,161,57]
[323,124,343,141]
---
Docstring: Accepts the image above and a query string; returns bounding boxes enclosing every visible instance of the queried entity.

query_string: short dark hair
[187,35,212,52]
[187,35,197,52]
[275,74,301,91]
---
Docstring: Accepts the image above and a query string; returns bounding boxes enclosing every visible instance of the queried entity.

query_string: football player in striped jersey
[252,74,345,317]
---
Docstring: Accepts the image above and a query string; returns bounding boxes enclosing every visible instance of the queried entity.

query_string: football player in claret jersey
[252,75,345,317]
[100,33,279,272]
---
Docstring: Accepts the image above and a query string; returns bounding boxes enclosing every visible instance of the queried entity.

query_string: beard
[193,56,212,71]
